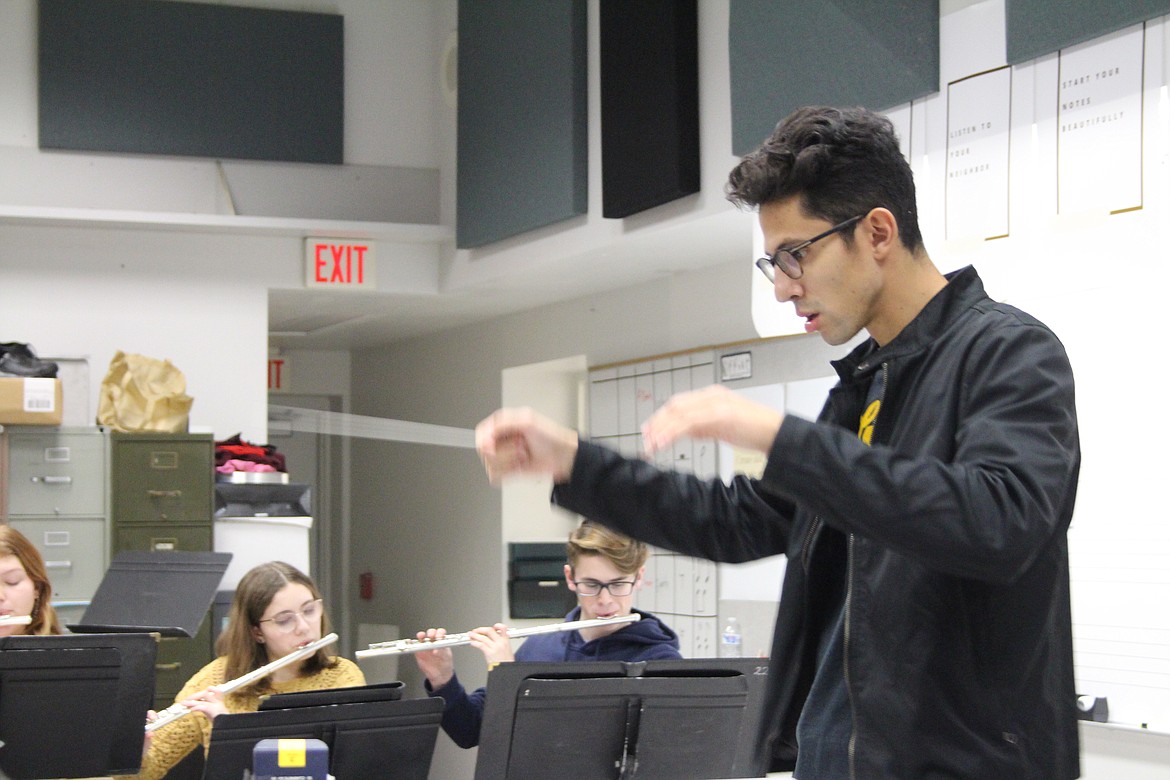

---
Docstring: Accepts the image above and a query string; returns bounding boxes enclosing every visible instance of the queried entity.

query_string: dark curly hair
[726,106,923,252]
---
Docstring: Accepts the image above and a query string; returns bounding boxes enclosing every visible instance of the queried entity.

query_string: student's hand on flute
[414,628,456,690]
[475,407,579,485]
[467,623,516,668]
[142,712,158,756]
[180,688,228,722]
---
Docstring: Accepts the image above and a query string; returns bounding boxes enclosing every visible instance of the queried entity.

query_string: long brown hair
[0,525,62,635]
[216,561,336,691]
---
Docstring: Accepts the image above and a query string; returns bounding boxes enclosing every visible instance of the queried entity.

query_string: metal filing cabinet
[2,425,109,627]
[110,431,215,708]
[110,432,215,552]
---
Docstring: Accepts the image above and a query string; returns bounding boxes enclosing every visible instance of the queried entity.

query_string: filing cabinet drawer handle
[146,490,183,499]
[537,580,560,588]
[32,475,73,485]
[44,560,73,569]
[156,663,182,672]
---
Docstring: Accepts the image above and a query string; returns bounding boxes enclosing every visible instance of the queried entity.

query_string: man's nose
[773,274,801,301]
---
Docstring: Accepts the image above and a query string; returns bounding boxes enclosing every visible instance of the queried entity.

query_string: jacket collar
[833,265,986,381]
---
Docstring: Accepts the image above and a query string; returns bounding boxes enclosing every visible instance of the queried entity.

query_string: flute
[145,632,338,732]
[355,614,640,659]
[0,615,32,627]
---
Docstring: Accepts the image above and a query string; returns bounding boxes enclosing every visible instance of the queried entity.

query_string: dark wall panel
[38,0,343,164]
[729,1,938,156]
[457,0,587,249]
[600,0,699,219]
[1006,0,1170,64]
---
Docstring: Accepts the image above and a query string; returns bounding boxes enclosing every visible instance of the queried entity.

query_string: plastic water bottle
[721,617,742,657]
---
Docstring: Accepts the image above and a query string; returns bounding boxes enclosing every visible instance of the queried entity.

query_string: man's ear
[634,566,646,591]
[864,207,900,261]
[564,563,576,592]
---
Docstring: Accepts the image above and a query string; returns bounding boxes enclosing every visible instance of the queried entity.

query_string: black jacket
[554,266,1081,779]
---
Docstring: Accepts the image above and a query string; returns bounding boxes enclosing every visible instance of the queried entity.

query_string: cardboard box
[0,378,63,425]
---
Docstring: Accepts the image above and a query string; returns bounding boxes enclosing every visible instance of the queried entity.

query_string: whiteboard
[717,376,837,602]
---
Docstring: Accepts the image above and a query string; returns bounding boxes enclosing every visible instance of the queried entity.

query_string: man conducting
[475,106,1081,779]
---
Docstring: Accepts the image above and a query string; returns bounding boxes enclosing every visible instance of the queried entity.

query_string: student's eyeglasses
[258,599,323,633]
[572,579,637,597]
[755,215,864,282]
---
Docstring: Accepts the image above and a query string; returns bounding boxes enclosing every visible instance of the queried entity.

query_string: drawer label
[44,446,71,463]
[44,531,71,546]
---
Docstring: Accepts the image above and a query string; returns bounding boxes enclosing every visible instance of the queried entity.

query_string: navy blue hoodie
[425,607,681,748]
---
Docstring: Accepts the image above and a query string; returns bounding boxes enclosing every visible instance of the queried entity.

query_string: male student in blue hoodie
[415,521,682,748]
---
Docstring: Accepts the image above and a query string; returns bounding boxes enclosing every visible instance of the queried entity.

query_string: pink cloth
[215,459,277,474]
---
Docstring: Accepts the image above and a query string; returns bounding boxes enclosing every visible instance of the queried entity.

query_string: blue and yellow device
[252,737,329,780]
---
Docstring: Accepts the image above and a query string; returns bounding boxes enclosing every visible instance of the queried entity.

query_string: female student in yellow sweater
[129,561,365,779]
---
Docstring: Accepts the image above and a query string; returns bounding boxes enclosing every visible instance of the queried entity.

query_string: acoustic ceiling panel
[729,0,938,156]
[1006,0,1170,64]
[600,0,700,219]
[457,0,587,248]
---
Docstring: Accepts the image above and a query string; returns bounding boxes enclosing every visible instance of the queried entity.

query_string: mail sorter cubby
[588,353,721,658]
[3,425,110,627]
[508,543,576,619]
[109,431,216,707]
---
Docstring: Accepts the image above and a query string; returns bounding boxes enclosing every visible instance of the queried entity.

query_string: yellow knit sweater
[123,655,365,780]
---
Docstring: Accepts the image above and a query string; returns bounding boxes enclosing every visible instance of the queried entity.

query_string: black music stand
[203,689,443,780]
[68,550,232,637]
[474,658,772,780]
[0,632,158,779]
[258,680,406,710]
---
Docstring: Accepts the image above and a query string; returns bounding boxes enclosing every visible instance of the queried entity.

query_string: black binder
[0,632,158,778]
[68,550,232,637]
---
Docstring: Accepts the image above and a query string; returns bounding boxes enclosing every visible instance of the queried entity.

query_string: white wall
[0,0,443,440]
[0,223,278,439]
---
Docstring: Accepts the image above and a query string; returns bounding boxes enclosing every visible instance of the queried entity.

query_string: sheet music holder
[259,680,405,710]
[474,658,772,780]
[68,550,232,637]
[203,687,442,780]
[0,632,157,779]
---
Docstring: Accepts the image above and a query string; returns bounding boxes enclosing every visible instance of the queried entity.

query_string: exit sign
[305,239,376,289]
[268,358,290,392]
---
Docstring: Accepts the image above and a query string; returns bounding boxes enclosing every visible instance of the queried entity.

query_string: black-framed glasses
[572,579,637,597]
[755,215,864,282]
[258,598,323,633]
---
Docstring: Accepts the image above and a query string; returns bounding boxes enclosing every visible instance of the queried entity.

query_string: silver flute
[145,632,338,732]
[355,614,640,659]
[0,615,32,627]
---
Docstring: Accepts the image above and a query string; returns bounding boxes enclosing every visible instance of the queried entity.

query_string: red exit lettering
[268,359,285,391]
[314,243,369,285]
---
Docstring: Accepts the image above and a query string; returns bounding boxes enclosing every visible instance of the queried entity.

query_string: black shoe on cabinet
[0,342,59,378]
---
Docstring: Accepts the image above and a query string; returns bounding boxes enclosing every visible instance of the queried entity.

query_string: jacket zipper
[846,360,888,779]
[845,532,857,778]
[800,517,822,573]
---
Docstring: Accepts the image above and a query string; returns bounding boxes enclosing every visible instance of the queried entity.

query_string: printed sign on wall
[1057,24,1144,214]
[946,66,1012,241]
